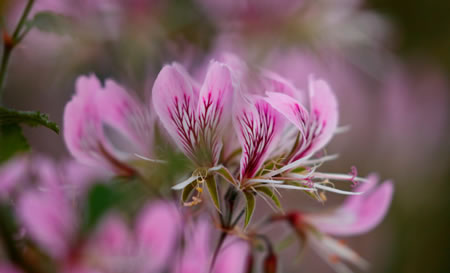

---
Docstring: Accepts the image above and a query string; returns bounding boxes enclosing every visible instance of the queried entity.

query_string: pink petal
[262,70,299,99]
[96,80,153,158]
[135,201,181,272]
[306,175,394,236]
[212,238,249,273]
[265,92,309,138]
[152,64,200,161]
[17,189,77,258]
[175,220,210,273]
[307,231,368,271]
[88,214,130,254]
[81,214,134,273]
[63,75,138,175]
[234,95,285,180]
[0,156,28,198]
[197,61,234,165]
[63,75,109,168]
[296,78,338,159]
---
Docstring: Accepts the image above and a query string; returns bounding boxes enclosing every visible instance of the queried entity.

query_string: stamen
[304,176,314,188]
[313,183,363,195]
[258,184,316,191]
[247,178,285,185]
[312,172,368,183]
[184,177,205,207]
[263,154,338,178]
[348,166,359,188]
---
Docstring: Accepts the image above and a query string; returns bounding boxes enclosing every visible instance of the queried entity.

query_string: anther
[348,166,359,187]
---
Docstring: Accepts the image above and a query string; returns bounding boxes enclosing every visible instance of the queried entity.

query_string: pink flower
[67,201,180,273]
[135,201,181,273]
[175,220,249,273]
[305,174,394,236]
[152,61,234,167]
[168,55,373,199]
[64,74,154,176]
[0,155,107,200]
[18,186,181,273]
[18,187,77,258]
[279,175,393,273]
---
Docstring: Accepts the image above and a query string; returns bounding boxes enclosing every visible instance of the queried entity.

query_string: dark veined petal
[153,62,234,166]
[234,95,285,180]
[197,61,234,165]
[152,63,200,162]
[295,77,338,160]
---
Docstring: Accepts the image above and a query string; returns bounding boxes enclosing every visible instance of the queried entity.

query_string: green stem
[0,0,35,104]
[0,46,12,104]
[12,0,35,40]
[230,208,246,227]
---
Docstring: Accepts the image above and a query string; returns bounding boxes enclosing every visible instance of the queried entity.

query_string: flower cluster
[0,54,390,273]
[0,56,394,272]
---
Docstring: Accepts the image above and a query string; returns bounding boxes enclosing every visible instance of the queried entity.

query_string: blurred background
[1,0,449,272]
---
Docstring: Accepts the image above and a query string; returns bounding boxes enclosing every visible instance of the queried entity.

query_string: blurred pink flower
[305,174,394,236]
[64,74,154,176]
[379,64,449,171]
[18,183,181,273]
[175,220,249,273]
[279,174,393,273]
[152,61,234,167]
[18,186,77,258]
[0,155,107,200]
[196,0,303,27]
[135,201,181,273]
[0,156,28,198]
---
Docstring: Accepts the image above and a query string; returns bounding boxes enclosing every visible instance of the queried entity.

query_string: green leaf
[82,184,118,233]
[0,107,59,134]
[206,175,221,212]
[27,11,72,36]
[0,124,29,163]
[255,187,282,209]
[182,181,196,203]
[243,191,255,228]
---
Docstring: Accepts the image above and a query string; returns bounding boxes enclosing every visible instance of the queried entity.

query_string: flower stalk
[0,0,35,104]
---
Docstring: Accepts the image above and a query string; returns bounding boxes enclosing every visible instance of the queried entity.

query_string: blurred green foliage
[0,124,29,162]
